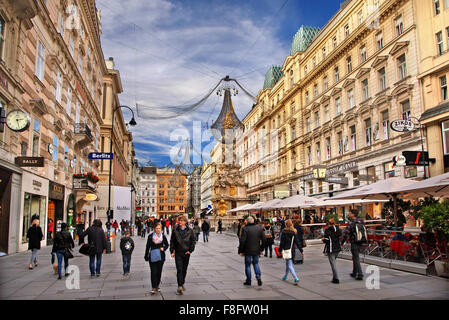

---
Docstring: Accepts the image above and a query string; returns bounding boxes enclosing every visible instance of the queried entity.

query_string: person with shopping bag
[80,219,107,278]
[322,218,342,284]
[51,223,75,279]
[279,220,301,285]
[144,223,169,294]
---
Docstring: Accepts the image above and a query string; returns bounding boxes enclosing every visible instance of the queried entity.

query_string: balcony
[73,177,97,192]
[74,123,93,149]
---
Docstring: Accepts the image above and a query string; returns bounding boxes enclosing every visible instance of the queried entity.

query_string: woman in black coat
[293,218,305,264]
[144,222,169,294]
[263,221,275,258]
[81,219,107,278]
[321,218,342,283]
[27,218,43,270]
[52,223,75,279]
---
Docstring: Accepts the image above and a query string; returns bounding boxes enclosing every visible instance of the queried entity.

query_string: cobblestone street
[0,231,448,300]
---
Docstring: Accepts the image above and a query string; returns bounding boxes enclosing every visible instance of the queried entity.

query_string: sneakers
[151,288,156,295]
[96,273,100,277]
[257,278,262,286]
[182,285,186,291]
[294,278,299,285]
[282,276,288,281]
[176,287,183,295]
[243,281,251,286]
[157,287,161,292]
[332,278,340,284]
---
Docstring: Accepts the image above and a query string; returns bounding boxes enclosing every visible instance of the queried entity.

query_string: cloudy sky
[96,0,342,167]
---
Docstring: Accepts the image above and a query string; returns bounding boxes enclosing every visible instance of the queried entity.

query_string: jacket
[52,231,74,253]
[238,223,266,256]
[343,217,365,244]
[201,221,210,232]
[144,232,169,262]
[263,226,275,245]
[322,225,342,254]
[294,224,305,248]
[218,221,222,230]
[170,225,196,254]
[81,226,108,254]
[279,229,302,259]
[27,225,43,250]
[193,223,201,234]
[120,237,135,254]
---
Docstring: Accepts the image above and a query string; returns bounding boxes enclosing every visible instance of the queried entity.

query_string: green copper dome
[290,26,321,56]
[263,65,284,89]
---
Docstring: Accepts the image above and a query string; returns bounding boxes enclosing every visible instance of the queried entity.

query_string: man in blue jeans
[81,219,108,278]
[238,216,266,286]
[201,219,210,242]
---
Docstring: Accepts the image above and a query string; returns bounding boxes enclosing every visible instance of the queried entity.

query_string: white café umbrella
[228,203,253,212]
[396,172,449,199]
[246,201,265,210]
[331,177,416,226]
[260,198,285,210]
[277,194,325,209]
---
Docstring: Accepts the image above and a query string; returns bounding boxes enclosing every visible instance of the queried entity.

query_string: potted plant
[420,200,449,277]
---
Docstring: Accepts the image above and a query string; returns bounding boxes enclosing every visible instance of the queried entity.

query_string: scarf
[152,232,163,244]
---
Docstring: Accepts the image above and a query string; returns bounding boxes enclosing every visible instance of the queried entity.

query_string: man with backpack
[342,209,367,281]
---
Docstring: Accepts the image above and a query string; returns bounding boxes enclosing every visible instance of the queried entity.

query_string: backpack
[353,222,367,244]
[264,227,272,238]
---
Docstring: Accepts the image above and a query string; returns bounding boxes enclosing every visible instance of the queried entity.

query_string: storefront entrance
[47,182,65,245]
[0,168,12,253]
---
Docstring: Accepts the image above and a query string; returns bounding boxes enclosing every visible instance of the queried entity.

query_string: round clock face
[6,109,31,132]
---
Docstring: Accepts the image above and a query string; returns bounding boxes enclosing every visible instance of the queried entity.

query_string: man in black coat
[81,219,108,278]
[238,216,266,286]
[170,216,196,295]
[201,219,210,242]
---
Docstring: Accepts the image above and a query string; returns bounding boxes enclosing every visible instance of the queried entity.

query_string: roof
[290,25,321,56]
[139,167,156,174]
[420,101,449,121]
[263,65,284,89]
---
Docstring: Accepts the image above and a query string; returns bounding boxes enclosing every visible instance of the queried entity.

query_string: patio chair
[419,242,442,267]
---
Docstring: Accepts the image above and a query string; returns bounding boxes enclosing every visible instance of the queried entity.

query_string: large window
[401,100,411,120]
[22,193,47,243]
[56,69,62,103]
[378,67,386,91]
[441,76,448,101]
[384,162,395,178]
[381,110,390,140]
[0,16,5,60]
[376,32,383,50]
[436,31,444,56]
[35,40,45,81]
[443,120,449,154]
[395,15,403,36]
[350,125,356,151]
[397,54,407,80]
[32,119,40,156]
[336,97,341,115]
[362,78,369,100]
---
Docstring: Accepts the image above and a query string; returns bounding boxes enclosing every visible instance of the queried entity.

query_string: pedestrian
[52,223,75,279]
[238,216,266,287]
[47,218,54,240]
[292,218,305,264]
[322,218,342,284]
[81,219,108,278]
[342,209,366,280]
[193,220,201,242]
[237,218,247,239]
[120,230,135,276]
[201,219,210,242]
[161,219,165,234]
[144,222,169,294]
[113,220,119,235]
[165,219,171,235]
[26,218,43,270]
[217,219,223,234]
[120,219,125,235]
[263,221,274,258]
[279,219,301,285]
[170,216,196,295]
[141,224,146,238]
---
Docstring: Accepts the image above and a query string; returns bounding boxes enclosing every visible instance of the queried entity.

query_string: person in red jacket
[165,219,171,235]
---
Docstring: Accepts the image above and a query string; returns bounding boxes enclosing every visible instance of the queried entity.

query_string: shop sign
[326,161,358,176]
[49,181,65,200]
[392,155,406,166]
[15,156,44,167]
[390,119,415,132]
[32,180,42,192]
[274,185,290,198]
[358,175,378,182]
[324,176,348,185]
[401,151,429,166]
[88,152,113,160]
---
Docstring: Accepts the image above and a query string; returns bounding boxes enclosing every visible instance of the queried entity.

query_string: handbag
[63,248,74,259]
[282,236,295,260]
[150,248,162,262]
[79,243,96,256]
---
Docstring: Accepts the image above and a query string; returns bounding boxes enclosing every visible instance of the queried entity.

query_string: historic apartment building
[416,0,449,176]
[237,0,428,212]
[186,165,201,218]
[156,167,186,219]
[0,0,134,253]
[138,166,157,217]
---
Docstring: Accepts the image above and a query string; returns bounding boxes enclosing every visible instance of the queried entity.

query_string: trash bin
[110,234,116,252]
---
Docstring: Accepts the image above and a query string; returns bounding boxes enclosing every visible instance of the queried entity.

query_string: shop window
[384,162,395,178]
[405,166,418,178]
[22,193,47,243]
[308,181,314,195]
[353,171,360,186]
[367,166,376,184]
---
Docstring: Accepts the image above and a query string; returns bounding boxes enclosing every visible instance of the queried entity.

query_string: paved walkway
[0,231,448,300]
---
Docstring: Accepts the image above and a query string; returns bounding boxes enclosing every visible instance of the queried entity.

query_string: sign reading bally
[390,119,415,132]
[88,152,113,160]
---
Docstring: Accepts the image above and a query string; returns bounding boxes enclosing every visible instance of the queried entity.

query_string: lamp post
[106,105,137,253]
[408,116,428,179]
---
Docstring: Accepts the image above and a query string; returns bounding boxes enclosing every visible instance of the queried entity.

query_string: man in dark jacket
[201,219,210,242]
[238,216,266,286]
[52,223,75,279]
[342,209,365,280]
[170,216,196,295]
[81,219,108,278]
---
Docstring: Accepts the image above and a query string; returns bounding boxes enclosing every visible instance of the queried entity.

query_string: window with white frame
[381,110,389,140]
[35,40,45,81]
[345,24,349,38]
[434,0,441,15]
[442,120,449,154]
[401,99,411,120]
[376,32,383,50]
[334,66,339,82]
[378,67,386,91]
[436,31,444,56]
[56,69,62,103]
[397,53,407,80]
[335,97,341,115]
[360,45,367,63]
[323,76,328,91]
[395,15,403,36]
[362,78,369,100]
[324,105,329,122]
[350,125,356,151]
[348,88,354,109]
[326,137,331,160]
[365,118,372,146]
[441,75,448,101]
[338,132,343,155]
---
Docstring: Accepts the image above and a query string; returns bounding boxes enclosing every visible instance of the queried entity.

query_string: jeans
[264,244,273,256]
[284,259,298,280]
[122,254,132,274]
[89,253,103,276]
[244,255,261,283]
[195,233,200,242]
[149,261,164,288]
[56,249,69,277]
[203,231,209,242]
[351,243,363,277]
[175,252,191,287]
[29,248,38,265]
[327,252,339,280]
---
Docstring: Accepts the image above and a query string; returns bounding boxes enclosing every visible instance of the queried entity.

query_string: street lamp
[408,116,428,179]
[106,105,137,253]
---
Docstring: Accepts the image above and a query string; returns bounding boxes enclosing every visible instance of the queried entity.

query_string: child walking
[120,231,135,276]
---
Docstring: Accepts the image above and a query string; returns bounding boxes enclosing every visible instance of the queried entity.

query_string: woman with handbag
[27,219,43,270]
[51,223,75,279]
[279,220,301,285]
[144,223,169,295]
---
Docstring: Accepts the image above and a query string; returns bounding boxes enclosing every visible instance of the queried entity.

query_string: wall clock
[5,109,31,132]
